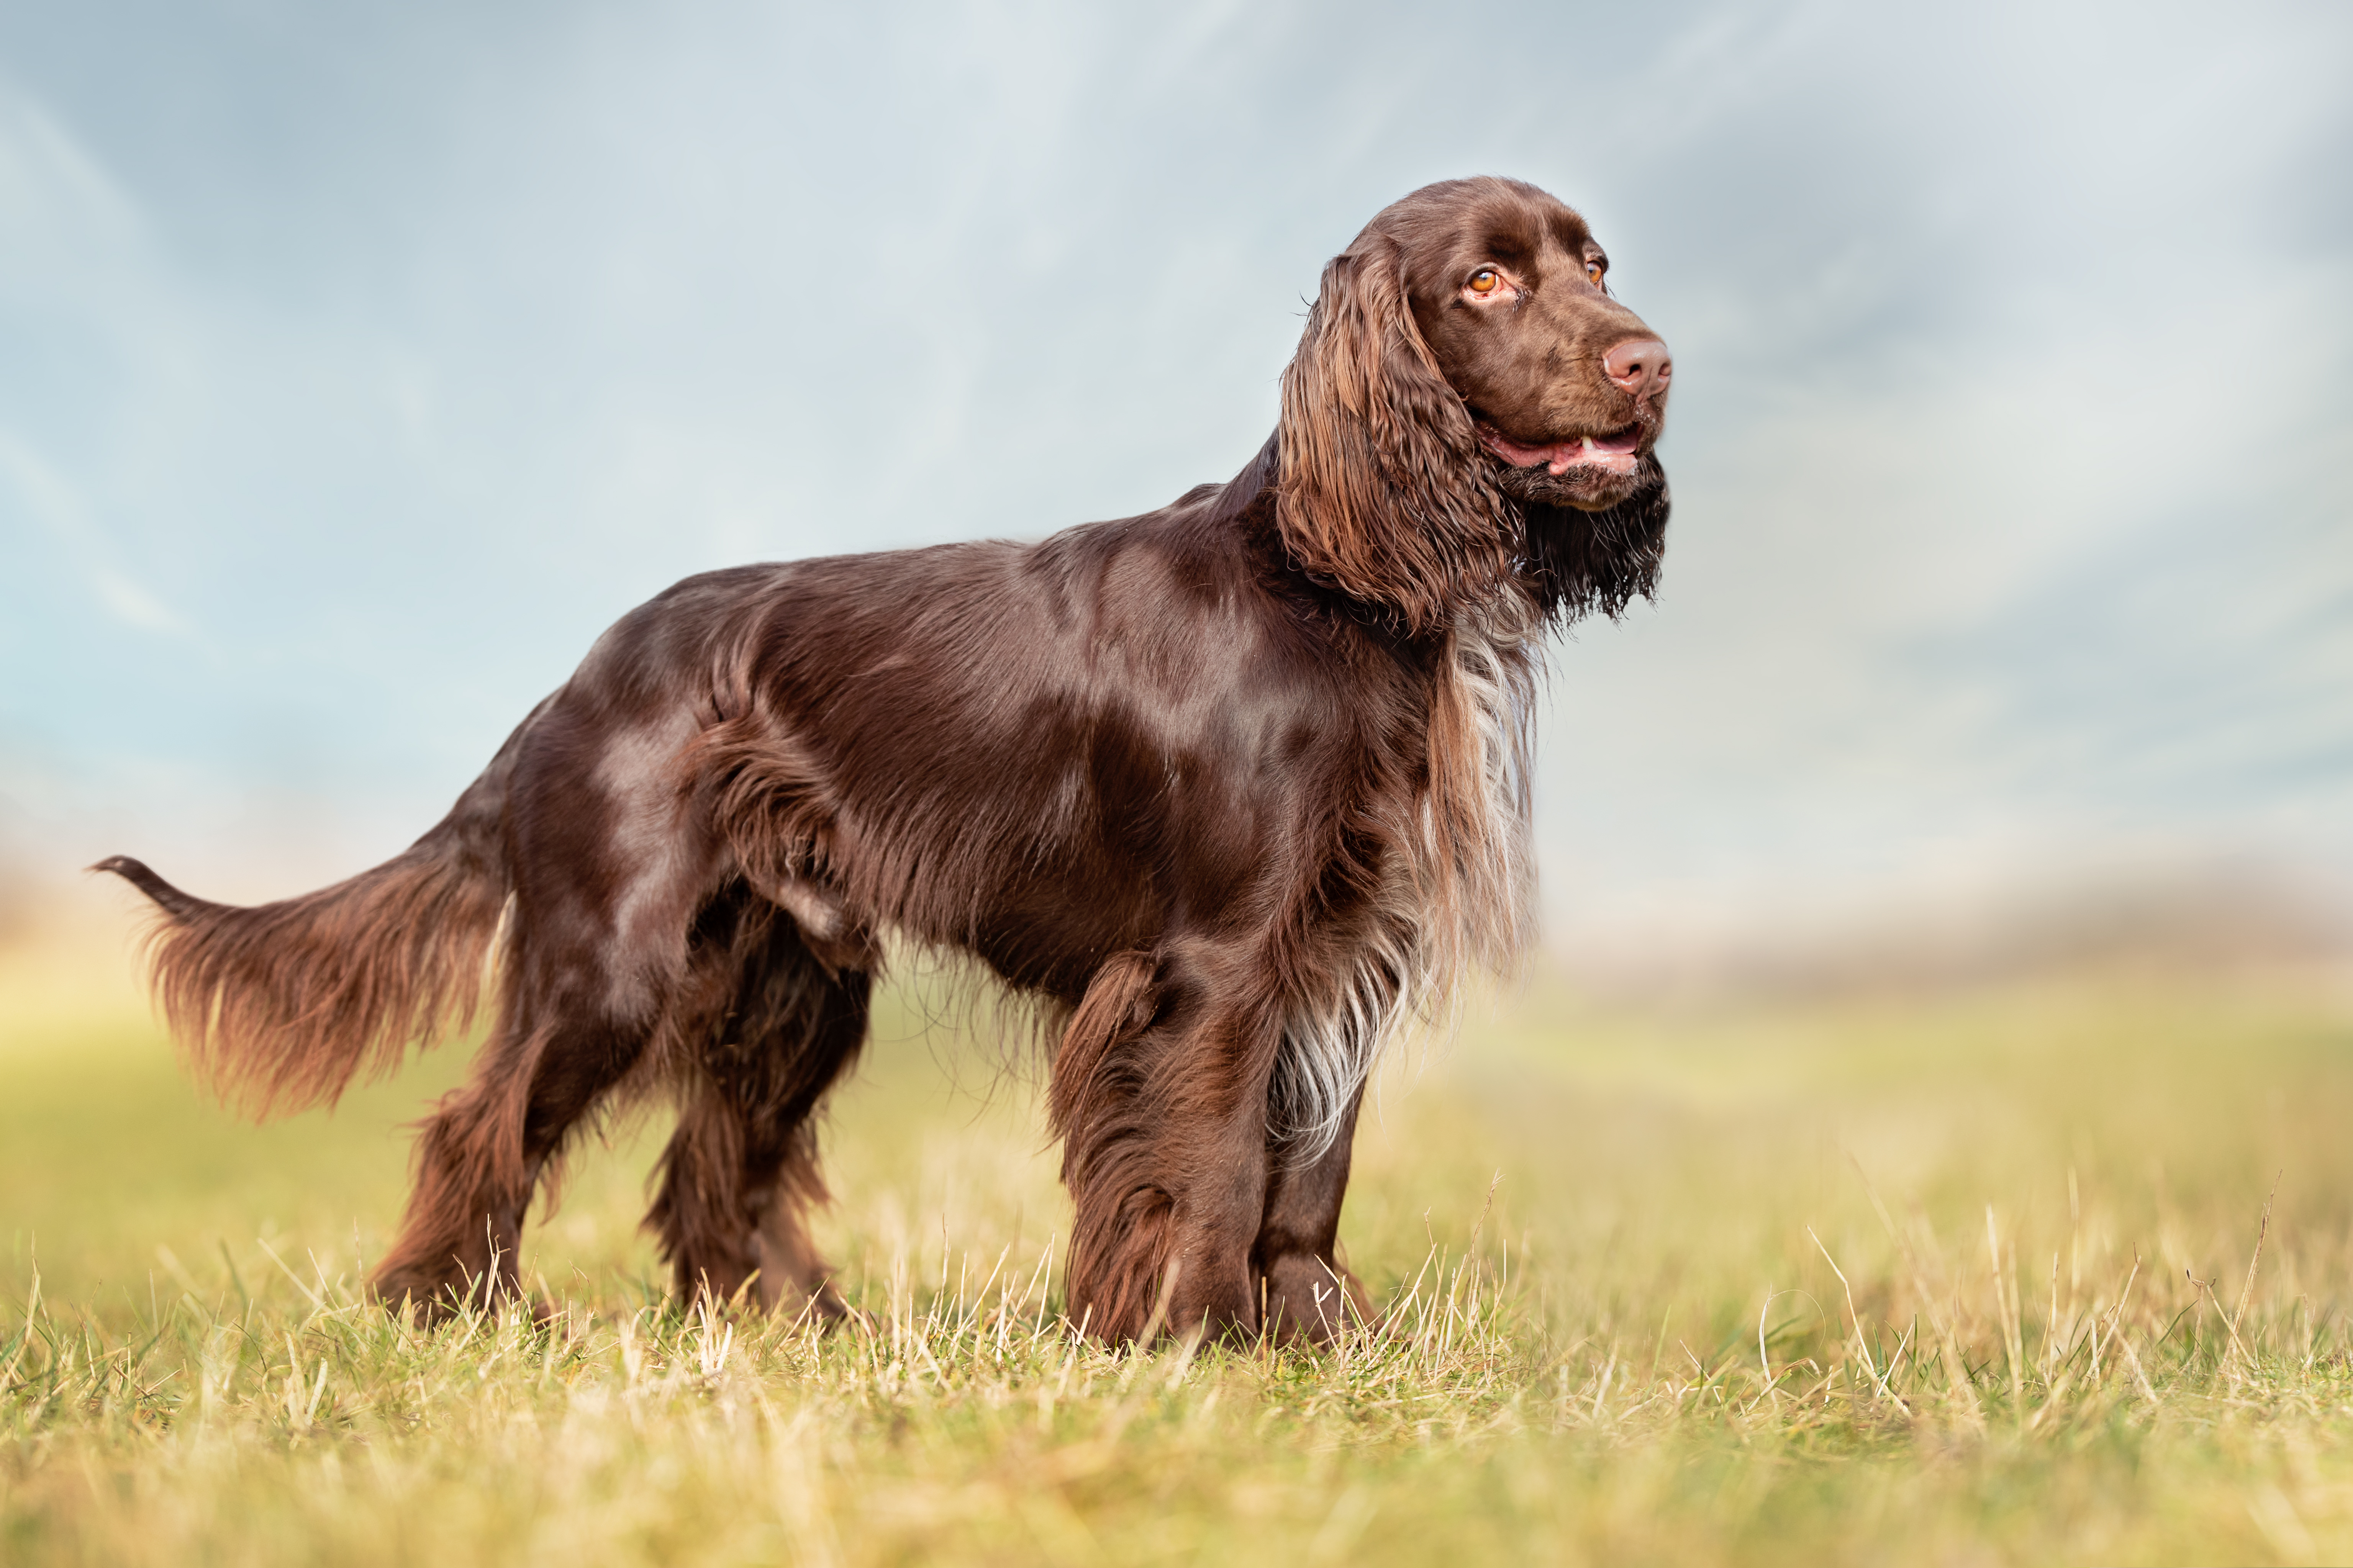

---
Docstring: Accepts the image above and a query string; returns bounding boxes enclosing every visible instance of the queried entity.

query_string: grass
[5,910,2353,1565]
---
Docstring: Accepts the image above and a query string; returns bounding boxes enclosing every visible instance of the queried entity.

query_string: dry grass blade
[2225,1177,2280,1377]
[7,957,2353,1565]
[1809,1225,1912,1417]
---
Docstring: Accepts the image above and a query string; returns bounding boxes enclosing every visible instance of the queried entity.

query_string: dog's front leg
[1253,1082,1375,1344]
[1055,946,1279,1344]
[1158,1093,1276,1341]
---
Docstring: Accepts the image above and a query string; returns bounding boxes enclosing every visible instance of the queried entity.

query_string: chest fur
[1270,602,1539,1157]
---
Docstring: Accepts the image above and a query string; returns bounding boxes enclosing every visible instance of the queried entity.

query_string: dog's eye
[1586,261,1606,286]
[1468,269,1501,295]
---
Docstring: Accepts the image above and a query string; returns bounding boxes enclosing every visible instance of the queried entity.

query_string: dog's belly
[847,797,1201,1005]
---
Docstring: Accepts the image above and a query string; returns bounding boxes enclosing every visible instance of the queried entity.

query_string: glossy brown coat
[99,176,1671,1343]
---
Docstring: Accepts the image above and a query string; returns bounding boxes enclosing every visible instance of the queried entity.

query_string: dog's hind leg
[644,894,871,1315]
[372,992,653,1319]
[371,914,681,1319]
[372,702,727,1321]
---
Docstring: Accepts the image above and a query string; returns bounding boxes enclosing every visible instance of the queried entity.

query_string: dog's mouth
[1477,422,1647,477]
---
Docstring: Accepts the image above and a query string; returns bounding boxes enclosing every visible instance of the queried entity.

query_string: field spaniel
[100,175,1672,1343]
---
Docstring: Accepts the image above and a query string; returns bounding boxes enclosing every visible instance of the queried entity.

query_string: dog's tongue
[1483,429,1640,476]
[1486,434,1585,474]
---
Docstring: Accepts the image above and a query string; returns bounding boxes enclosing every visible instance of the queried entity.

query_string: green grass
[5,918,2353,1565]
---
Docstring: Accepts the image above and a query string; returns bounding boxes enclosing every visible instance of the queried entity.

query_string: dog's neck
[1221,428,1665,640]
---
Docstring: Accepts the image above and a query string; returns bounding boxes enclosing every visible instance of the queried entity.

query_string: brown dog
[100,176,1671,1343]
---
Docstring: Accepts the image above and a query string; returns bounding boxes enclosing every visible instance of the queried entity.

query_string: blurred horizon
[3,0,2348,972]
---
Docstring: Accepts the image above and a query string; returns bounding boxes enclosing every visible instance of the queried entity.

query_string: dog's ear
[1276,236,1516,633]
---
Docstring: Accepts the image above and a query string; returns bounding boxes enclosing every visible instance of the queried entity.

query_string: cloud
[0,0,2345,931]
[0,424,188,637]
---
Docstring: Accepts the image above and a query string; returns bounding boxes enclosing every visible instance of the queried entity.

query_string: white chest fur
[1270,600,1539,1160]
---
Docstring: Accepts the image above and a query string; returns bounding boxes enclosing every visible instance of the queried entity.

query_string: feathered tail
[94,748,516,1118]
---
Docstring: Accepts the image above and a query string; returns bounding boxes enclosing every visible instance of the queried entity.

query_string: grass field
[5,909,2352,1565]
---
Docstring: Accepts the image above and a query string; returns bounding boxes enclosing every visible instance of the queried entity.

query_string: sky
[2,0,2348,958]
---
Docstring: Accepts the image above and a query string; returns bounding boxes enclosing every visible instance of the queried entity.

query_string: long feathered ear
[1276,236,1517,634]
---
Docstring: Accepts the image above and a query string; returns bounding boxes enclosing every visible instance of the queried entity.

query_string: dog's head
[1278,177,1671,632]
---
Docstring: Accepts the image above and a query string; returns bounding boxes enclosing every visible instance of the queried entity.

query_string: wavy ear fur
[1276,236,1517,634]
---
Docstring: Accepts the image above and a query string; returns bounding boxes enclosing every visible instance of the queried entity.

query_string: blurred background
[2,0,2348,989]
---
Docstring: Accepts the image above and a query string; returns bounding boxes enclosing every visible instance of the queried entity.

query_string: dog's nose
[1603,337,1671,401]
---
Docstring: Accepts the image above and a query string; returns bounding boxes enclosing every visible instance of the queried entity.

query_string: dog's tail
[93,737,521,1118]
